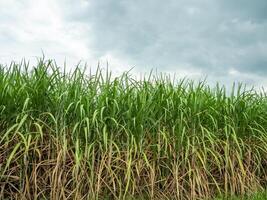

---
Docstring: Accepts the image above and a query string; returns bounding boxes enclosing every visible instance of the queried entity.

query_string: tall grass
[0,59,267,199]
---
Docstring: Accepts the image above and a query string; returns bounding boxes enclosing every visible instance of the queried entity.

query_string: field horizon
[0,59,267,200]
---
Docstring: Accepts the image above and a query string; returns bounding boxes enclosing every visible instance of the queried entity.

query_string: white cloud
[0,0,92,68]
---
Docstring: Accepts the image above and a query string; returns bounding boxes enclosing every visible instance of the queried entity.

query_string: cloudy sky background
[0,0,267,89]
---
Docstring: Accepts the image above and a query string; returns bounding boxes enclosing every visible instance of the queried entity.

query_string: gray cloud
[68,0,267,81]
[219,0,267,22]
[0,0,266,88]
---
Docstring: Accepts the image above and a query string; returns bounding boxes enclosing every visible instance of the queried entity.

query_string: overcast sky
[0,0,267,89]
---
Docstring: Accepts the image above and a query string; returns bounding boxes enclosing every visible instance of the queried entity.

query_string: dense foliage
[0,59,267,199]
